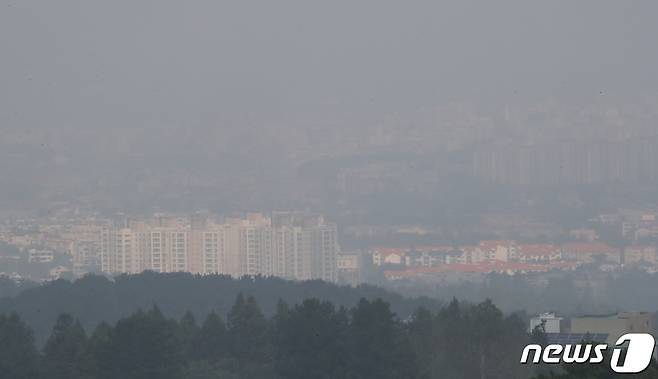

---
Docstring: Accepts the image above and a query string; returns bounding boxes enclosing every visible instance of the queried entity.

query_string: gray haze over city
[3,0,658,214]
[3,1,658,307]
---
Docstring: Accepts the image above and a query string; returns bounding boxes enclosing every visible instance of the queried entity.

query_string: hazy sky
[2,0,658,130]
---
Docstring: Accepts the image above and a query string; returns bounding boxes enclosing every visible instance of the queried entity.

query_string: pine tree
[407,307,435,379]
[273,298,350,379]
[106,306,184,379]
[0,313,40,379]
[80,322,114,379]
[41,313,87,379]
[348,298,417,379]
[179,311,200,359]
[193,311,229,363]
[226,294,274,378]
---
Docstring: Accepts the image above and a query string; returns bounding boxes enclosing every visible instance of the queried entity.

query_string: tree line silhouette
[1,293,537,379]
[2,272,657,378]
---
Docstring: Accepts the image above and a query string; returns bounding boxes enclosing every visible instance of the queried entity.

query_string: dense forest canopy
[0,272,442,345]
[0,293,535,379]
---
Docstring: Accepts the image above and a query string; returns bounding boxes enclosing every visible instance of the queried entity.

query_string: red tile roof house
[478,240,518,262]
[371,248,408,266]
[383,261,551,281]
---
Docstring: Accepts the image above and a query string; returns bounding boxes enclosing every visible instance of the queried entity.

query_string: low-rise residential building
[49,265,71,280]
[518,244,562,263]
[337,252,361,286]
[28,249,55,263]
[479,240,518,262]
[458,245,489,264]
[634,227,658,241]
[569,229,599,242]
[625,245,658,266]
[406,246,454,267]
[372,248,407,266]
[562,242,621,264]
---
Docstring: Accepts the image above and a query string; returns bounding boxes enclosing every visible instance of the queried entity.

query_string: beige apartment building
[100,212,338,282]
[624,246,658,266]
[570,312,656,345]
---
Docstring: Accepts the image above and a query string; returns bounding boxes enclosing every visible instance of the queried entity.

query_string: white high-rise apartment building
[101,225,190,274]
[200,228,223,274]
[272,211,338,282]
[311,223,339,283]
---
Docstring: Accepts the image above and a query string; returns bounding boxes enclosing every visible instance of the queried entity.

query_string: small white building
[49,265,71,280]
[371,249,406,266]
[530,312,563,333]
[28,249,55,263]
[337,252,362,286]
[337,253,360,271]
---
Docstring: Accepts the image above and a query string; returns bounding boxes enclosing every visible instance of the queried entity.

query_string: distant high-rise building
[70,240,100,276]
[473,137,658,187]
